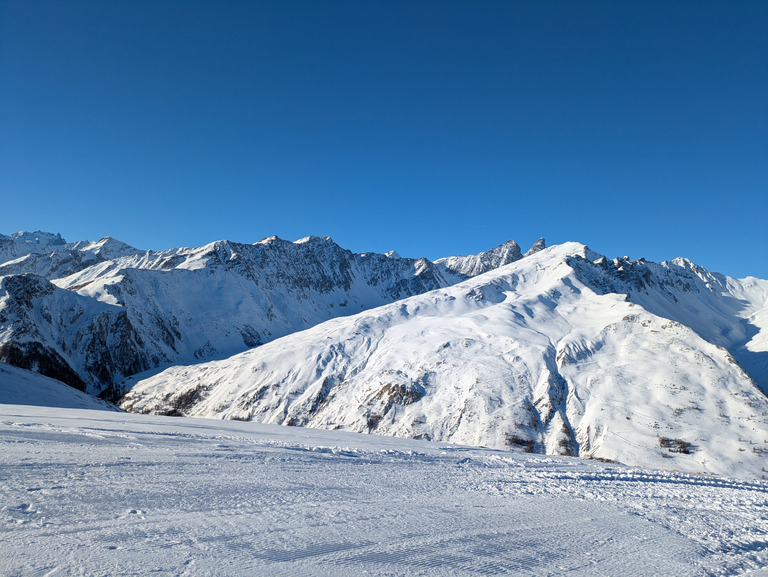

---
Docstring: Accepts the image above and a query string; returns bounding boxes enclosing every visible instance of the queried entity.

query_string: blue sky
[1,0,766,278]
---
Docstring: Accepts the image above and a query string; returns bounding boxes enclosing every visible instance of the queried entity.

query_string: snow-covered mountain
[121,242,768,478]
[3,229,767,477]
[567,253,768,393]
[0,231,526,397]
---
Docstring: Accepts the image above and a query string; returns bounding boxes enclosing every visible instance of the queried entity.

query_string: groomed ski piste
[2,365,768,576]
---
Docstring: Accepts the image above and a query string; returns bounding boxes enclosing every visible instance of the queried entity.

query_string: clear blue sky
[1,0,766,278]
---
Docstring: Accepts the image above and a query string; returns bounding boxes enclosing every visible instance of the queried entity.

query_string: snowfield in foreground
[2,401,768,576]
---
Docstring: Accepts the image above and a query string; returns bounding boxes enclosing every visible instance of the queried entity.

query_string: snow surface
[3,230,768,489]
[2,394,768,576]
[0,232,141,280]
[0,363,117,410]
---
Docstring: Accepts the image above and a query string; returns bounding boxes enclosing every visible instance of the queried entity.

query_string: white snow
[3,232,481,395]
[3,230,768,505]
[2,397,768,576]
[7,231,66,247]
[0,363,117,410]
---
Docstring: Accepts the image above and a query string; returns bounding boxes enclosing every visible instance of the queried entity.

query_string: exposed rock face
[0,235,140,279]
[4,230,768,477]
[524,238,546,257]
[0,273,151,395]
[567,253,768,392]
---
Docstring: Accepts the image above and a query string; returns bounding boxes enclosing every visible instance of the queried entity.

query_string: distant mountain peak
[119,238,768,479]
[524,238,546,257]
[294,235,334,244]
[7,231,67,247]
[3,229,767,481]
[81,236,140,255]
[436,238,524,278]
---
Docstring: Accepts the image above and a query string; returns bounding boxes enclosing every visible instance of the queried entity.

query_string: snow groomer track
[2,404,767,576]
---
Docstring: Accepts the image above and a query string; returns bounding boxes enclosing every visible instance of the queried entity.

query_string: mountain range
[2,230,767,478]
[0,231,527,397]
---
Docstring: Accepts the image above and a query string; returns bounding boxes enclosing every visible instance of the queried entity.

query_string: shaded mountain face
[121,242,768,479]
[0,362,119,410]
[0,274,151,393]
[0,231,534,397]
[567,253,768,393]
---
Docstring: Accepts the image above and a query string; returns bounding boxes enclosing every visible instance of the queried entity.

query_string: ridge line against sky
[1,1,766,278]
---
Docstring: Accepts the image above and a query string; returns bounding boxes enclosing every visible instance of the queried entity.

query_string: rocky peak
[8,231,67,247]
[435,239,524,278]
[524,238,546,257]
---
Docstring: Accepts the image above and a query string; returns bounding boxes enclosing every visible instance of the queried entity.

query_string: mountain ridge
[0,231,537,397]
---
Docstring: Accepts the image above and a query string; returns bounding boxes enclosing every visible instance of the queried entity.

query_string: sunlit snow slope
[123,243,768,479]
[2,401,768,576]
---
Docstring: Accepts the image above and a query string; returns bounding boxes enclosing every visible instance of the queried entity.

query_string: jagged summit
[435,239,524,277]
[294,235,334,244]
[255,235,280,245]
[1,231,68,266]
[1,231,529,397]
[524,237,546,257]
[0,232,140,280]
[74,236,141,257]
[7,230,67,246]
[254,234,337,247]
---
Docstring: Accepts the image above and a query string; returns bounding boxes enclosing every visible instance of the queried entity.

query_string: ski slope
[2,396,768,575]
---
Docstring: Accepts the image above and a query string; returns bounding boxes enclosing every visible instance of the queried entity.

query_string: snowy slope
[51,235,459,364]
[567,253,768,392]
[2,403,767,576]
[0,232,522,396]
[0,362,118,410]
[0,231,68,263]
[2,229,767,479]
[122,243,768,479]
